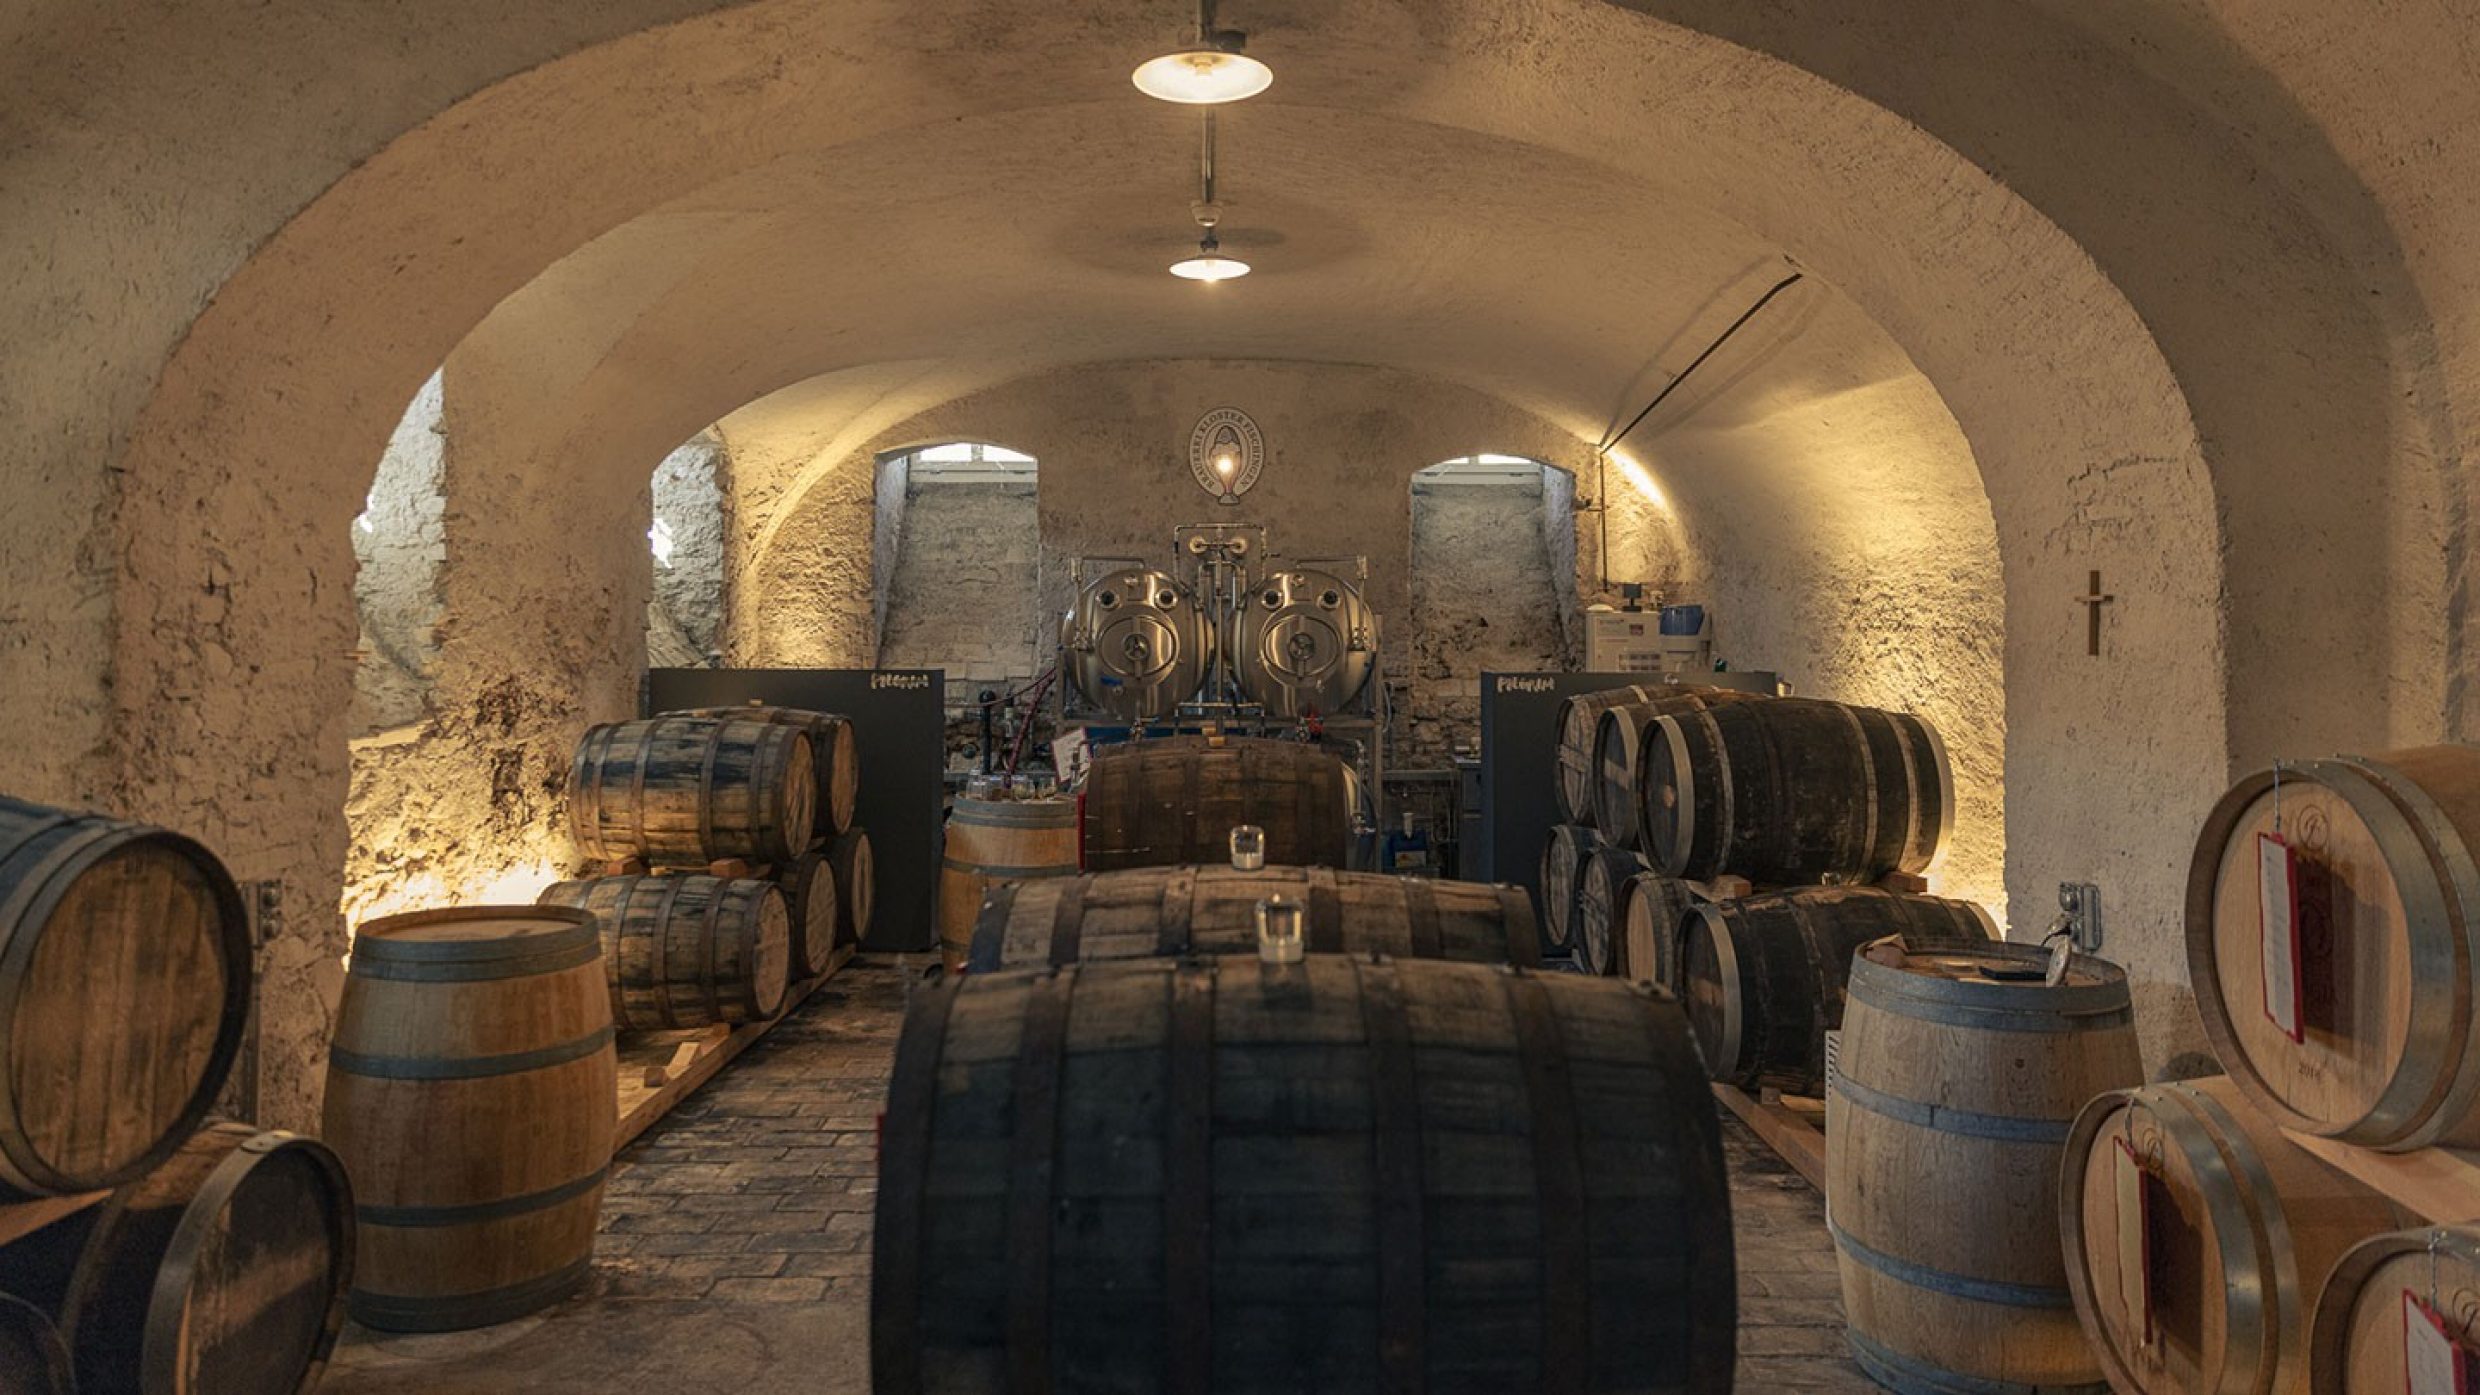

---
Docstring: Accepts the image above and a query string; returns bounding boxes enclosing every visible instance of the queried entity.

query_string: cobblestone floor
[326,958,1877,1394]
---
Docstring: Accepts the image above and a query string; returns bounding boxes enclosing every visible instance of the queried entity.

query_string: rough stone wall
[352,372,447,736]
[648,433,728,669]
[876,476,1044,768]
[1405,472,1570,766]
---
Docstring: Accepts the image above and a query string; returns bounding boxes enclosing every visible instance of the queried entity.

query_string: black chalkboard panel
[646,669,946,953]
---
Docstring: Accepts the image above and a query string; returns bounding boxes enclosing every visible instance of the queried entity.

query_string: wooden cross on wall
[2076,569,2114,657]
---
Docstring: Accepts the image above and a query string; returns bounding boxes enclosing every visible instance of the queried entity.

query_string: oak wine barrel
[937,792,1079,971]
[1575,845,1650,977]
[828,827,875,943]
[671,704,860,837]
[538,874,791,1029]
[0,797,251,1200]
[1620,872,1699,989]
[566,716,816,866]
[1682,886,1993,1095]
[1082,736,1355,871]
[2311,1225,2480,1394]
[0,1295,69,1395]
[872,955,1737,1393]
[1828,937,2143,1394]
[325,906,616,1332]
[2186,746,2480,1151]
[1537,823,1599,952]
[967,864,1539,971]
[2062,1076,2407,1395]
[1641,697,1952,884]
[13,1120,352,1394]
[776,846,843,980]
[1553,683,1767,825]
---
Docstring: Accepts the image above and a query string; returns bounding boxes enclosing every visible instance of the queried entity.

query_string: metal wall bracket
[2059,882,2103,953]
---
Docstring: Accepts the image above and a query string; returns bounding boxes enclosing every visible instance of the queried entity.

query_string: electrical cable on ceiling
[1598,271,1805,455]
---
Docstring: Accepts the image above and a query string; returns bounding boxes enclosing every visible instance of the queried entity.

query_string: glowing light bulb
[1214,451,1239,477]
[1133,48,1273,104]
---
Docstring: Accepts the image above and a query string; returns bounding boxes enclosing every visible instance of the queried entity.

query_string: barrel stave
[937,795,1079,970]
[669,705,860,837]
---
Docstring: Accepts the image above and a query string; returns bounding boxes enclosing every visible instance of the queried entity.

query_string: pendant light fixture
[1169,114,1250,282]
[1133,0,1272,105]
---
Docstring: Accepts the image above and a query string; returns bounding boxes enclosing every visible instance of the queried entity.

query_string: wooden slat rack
[2282,1129,2480,1224]
[613,944,856,1151]
[1714,1083,1827,1190]
[0,1190,108,1250]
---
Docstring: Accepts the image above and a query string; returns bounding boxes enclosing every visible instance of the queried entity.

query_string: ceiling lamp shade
[1170,232,1250,281]
[1132,45,1272,104]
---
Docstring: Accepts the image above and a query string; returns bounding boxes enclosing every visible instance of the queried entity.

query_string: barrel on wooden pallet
[1082,736,1355,871]
[828,826,875,944]
[1620,872,1699,989]
[872,955,1737,1393]
[1683,886,1993,1095]
[0,1295,69,1395]
[967,864,1540,970]
[2061,1075,2408,1395]
[1827,937,2143,1394]
[1590,694,1767,850]
[325,906,616,1333]
[567,716,816,866]
[14,1120,353,1395]
[1554,682,1768,825]
[1641,697,1952,884]
[2187,746,2480,1151]
[2311,1225,2480,1394]
[1536,823,1599,954]
[0,797,251,1201]
[670,704,860,837]
[538,875,791,1029]
[1575,845,1650,976]
[936,791,1079,971]
[776,847,842,981]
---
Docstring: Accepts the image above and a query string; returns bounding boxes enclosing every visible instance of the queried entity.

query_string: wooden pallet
[612,943,856,1151]
[1714,1082,1827,1190]
[2283,1129,2480,1224]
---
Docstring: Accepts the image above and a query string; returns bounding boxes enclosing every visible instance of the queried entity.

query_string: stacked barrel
[0,796,354,1393]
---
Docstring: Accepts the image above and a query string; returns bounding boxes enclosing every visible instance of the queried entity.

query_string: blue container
[1659,604,1706,636]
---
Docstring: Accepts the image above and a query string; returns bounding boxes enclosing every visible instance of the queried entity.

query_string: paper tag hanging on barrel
[2406,1291,2478,1395]
[2112,1137,2154,1346]
[2258,831,2305,1041]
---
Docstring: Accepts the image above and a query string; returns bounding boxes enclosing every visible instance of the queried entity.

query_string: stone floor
[325,958,1877,1394]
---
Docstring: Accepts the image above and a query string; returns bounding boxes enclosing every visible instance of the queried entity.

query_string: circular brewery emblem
[1189,407,1265,502]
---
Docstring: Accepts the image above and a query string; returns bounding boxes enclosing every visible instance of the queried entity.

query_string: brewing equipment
[1059,567,1213,722]
[1229,565,1378,718]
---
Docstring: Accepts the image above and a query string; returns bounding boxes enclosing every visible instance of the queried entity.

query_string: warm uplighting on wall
[1603,448,1670,510]
[341,856,573,953]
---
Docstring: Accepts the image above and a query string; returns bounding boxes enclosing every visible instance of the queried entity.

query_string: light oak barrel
[871,954,1737,1394]
[1619,872,1699,989]
[1641,697,1953,884]
[0,797,251,1200]
[566,716,816,866]
[1828,937,2144,1395]
[2310,1225,2480,1394]
[1081,736,1355,871]
[937,795,1080,972]
[0,1294,69,1395]
[670,704,860,837]
[1537,824,1600,953]
[324,906,616,1333]
[538,875,791,1029]
[2061,1076,2409,1395]
[14,1119,352,1395]
[1575,845,1651,977]
[1682,886,1993,1095]
[1553,683,1767,826]
[828,827,875,944]
[966,864,1540,971]
[2185,746,2480,1151]
[776,846,843,980]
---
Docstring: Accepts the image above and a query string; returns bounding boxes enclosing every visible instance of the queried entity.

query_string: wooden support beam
[613,943,856,1151]
[1713,1082,1827,1191]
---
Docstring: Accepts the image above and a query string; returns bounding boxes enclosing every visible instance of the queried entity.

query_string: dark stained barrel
[1555,683,1769,827]
[1537,823,1599,953]
[566,716,816,866]
[1641,697,1952,884]
[1082,736,1355,871]
[0,797,251,1200]
[1681,886,1993,1095]
[0,1295,69,1395]
[1620,872,1700,989]
[671,704,861,837]
[538,874,791,1029]
[15,1120,353,1395]
[776,846,842,981]
[872,954,1737,1394]
[968,865,1540,970]
[828,827,875,943]
[1575,845,1651,977]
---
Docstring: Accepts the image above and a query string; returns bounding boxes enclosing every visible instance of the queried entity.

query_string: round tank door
[1232,569,1378,718]
[1061,569,1211,722]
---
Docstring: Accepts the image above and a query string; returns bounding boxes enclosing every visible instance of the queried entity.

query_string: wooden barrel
[1827,937,2143,1394]
[937,794,1080,971]
[967,865,1540,970]
[324,906,616,1333]
[1575,845,1651,977]
[1641,697,1952,884]
[1552,683,1766,825]
[2186,746,2480,1151]
[1682,886,1993,1095]
[1082,736,1355,871]
[1536,823,1599,952]
[0,797,251,1200]
[829,827,875,943]
[2061,1076,2408,1395]
[0,1295,69,1395]
[2311,1225,2480,1394]
[776,847,842,981]
[672,704,860,837]
[15,1119,352,1394]
[566,716,816,866]
[1620,872,1699,989]
[538,875,790,1030]
[872,954,1737,1393]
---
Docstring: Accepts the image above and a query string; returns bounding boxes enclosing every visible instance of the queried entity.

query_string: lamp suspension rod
[1200,111,1219,206]
[1196,0,1217,43]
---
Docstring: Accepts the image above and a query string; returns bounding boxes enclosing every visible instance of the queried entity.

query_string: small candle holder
[1229,824,1266,872]
[1256,896,1304,964]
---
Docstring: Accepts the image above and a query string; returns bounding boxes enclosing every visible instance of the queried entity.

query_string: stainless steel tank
[1060,568,1212,722]
[1230,568,1378,718]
